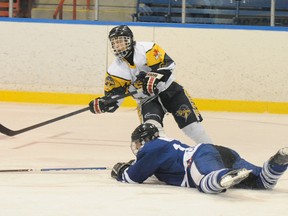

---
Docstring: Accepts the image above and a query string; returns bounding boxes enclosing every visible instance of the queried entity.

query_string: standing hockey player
[111,123,288,194]
[89,25,211,144]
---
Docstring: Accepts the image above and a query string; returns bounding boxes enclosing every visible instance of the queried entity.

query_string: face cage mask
[130,132,159,155]
[130,139,145,156]
[110,36,132,58]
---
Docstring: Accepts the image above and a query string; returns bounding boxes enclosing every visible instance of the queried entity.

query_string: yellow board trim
[0,90,133,107]
[194,98,288,114]
[0,90,287,114]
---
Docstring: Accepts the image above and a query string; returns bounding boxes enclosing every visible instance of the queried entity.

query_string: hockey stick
[0,89,141,136]
[0,167,108,173]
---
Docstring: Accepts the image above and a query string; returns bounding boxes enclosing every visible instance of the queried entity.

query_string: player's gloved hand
[89,95,118,114]
[111,162,132,180]
[133,71,146,89]
[142,72,163,96]
[136,71,146,82]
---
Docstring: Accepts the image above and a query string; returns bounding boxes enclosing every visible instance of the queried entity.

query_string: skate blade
[220,169,252,188]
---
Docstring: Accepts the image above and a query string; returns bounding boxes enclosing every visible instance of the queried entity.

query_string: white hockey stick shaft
[0,167,108,172]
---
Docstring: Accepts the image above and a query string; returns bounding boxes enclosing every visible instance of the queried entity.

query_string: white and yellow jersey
[104,41,176,104]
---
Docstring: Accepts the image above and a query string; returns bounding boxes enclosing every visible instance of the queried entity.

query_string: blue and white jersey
[116,138,287,193]
[119,137,202,188]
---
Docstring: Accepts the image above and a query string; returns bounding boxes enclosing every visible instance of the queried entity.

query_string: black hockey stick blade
[0,90,140,136]
[0,106,90,136]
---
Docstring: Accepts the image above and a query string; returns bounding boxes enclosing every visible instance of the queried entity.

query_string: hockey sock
[182,122,212,144]
[198,169,228,194]
[260,161,287,189]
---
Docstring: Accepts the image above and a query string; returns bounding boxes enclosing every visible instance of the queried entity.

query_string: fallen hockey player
[111,123,288,194]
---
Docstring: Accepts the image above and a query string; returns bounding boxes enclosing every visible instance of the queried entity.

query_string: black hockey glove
[136,71,146,82]
[89,95,118,114]
[132,71,146,89]
[111,162,132,180]
[142,72,164,96]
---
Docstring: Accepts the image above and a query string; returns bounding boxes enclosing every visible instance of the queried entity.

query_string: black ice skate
[219,168,252,189]
[269,147,288,166]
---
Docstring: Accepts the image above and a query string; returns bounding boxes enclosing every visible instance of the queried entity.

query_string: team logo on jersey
[133,80,143,89]
[176,105,191,122]
[153,49,162,60]
[105,76,115,87]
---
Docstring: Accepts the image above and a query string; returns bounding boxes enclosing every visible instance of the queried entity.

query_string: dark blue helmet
[131,123,159,155]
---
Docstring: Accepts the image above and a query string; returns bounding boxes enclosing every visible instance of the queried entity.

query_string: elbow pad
[156,69,172,82]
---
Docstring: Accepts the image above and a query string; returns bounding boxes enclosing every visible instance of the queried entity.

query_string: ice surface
[0,103,287,216]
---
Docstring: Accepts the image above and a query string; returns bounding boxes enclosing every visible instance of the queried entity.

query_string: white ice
[0,102,287,216]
